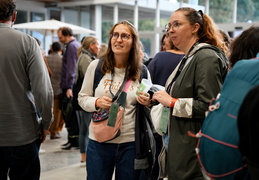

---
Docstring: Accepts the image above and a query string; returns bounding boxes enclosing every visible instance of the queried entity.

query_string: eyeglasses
[110,32,131,41]
[165,21,182,31]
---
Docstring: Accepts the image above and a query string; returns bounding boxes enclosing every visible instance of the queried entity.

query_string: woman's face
[89,41,100,56]
[168,11,195,52]
[111,24,133,57]
[164,35,172,50]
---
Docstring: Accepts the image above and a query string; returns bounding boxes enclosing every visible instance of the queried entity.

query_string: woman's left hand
[136,91,151,106]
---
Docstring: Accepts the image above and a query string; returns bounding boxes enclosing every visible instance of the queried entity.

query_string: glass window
[16,10,27,24]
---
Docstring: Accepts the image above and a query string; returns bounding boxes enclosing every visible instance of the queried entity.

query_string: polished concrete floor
[40,129,86,180]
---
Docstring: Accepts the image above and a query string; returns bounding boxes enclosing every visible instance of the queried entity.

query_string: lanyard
[166,42,198,93]
[109,70,127,102]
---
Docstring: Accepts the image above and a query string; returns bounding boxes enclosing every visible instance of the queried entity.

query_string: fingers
[97,96,112,109]
[137,92,151,106]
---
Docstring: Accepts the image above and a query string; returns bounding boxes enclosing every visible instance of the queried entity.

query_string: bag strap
[123,80,132,92]
[93,57,105,94]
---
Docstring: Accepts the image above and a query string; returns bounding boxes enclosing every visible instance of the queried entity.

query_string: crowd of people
[1,0,259,179]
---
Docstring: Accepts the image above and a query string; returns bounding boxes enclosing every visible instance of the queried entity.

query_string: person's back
[0,0,53,179]
[46,42,63,96]
[148,32,184,87]
[46,41,63,139]
[148,51,184,86]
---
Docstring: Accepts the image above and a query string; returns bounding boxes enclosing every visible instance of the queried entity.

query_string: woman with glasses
[151,7,229,179]
[78,20,152,180]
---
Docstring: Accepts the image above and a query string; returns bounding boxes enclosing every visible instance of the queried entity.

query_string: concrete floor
[39,129,86,180]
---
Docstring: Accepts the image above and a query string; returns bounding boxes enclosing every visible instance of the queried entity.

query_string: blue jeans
[0,139,41,180]
[76,111,91,153]
[87,139,136,180]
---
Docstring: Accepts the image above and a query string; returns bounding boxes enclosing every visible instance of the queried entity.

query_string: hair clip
[198,10,203,18]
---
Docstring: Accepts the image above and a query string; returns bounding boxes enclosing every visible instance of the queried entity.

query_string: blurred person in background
[46,41,64,140]
[74,36,100,166]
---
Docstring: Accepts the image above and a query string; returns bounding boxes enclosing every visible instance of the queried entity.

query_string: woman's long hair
[101,20,142,81]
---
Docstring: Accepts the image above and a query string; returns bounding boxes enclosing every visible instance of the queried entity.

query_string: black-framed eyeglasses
[165,21,182,31]
[110,32,131,41]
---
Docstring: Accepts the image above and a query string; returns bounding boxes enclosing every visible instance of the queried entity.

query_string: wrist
[170,98,178,107]
[95,98,100,108]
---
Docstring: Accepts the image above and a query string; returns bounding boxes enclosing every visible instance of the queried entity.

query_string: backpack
[192,55,259,180]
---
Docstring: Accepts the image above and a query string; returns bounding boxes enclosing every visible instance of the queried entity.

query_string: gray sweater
[0,23,53,146]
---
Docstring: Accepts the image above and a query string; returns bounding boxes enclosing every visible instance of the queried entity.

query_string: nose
[116,35,123,42]
[168,26,174,33]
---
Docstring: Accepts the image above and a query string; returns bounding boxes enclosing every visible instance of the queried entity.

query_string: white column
[134,0,138,31]
[113,3,118,24]
[60,6,65,22]
[233,0,237,23]
[179,0,183,7]
[95,5,102,43]
[205,0,209,15]
[153,0,160,55]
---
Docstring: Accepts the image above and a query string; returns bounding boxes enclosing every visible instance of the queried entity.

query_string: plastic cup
[136,78,152,96]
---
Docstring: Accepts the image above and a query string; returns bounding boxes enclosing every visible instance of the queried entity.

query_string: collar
[0,23,11,28]
[82,48,96,60]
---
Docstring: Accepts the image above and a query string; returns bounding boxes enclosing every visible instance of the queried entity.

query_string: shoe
[39,148,46,153]
[62,144,72,150]
[50,134,61,139]
[61,141,70,147]
[80,161,86,167]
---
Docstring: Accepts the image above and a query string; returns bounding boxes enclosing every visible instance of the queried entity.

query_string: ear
[11,11,17,24]
[192,23,200,34]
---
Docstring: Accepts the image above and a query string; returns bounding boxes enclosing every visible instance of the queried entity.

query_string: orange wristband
[95,98,100,107]
[170,98,178,107]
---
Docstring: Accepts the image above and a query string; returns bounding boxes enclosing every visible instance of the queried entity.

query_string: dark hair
[176,7,228,55]
[160,33,166,51]
[102,20,142,81]
[0,0,16,21]
[51,42,61,52]
[33,37,41,46]
[229,26,259,68]
[58,27,73,36]
[220,30,232,47]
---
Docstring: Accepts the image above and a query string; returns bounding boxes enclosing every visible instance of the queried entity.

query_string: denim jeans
[0,139,41,180]
[76,110,91,153]
[87,139,135,180]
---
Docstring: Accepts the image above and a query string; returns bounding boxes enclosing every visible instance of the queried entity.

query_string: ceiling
[32,0,77,2]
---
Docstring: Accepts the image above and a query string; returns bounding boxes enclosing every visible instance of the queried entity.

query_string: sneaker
[61,141,70,147]
[39,148,46,153]
[80,161,86,167]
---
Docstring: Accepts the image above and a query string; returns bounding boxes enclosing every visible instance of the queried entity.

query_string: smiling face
[168,11,199,54]
[111,24,133,58]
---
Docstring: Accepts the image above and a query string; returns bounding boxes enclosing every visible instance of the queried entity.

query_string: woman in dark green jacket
[151,7,228,180]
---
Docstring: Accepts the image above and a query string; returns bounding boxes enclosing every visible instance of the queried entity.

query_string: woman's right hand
[152,90,172,107]
[96,96,113,109]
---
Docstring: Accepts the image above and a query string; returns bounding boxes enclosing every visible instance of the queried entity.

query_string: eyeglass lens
[111,32,130,41]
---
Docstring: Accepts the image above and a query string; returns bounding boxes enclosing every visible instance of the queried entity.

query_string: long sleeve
[28,39,54,130]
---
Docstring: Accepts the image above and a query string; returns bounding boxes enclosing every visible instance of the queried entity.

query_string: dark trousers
[61,89,79,147]
[0,139,41,180]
